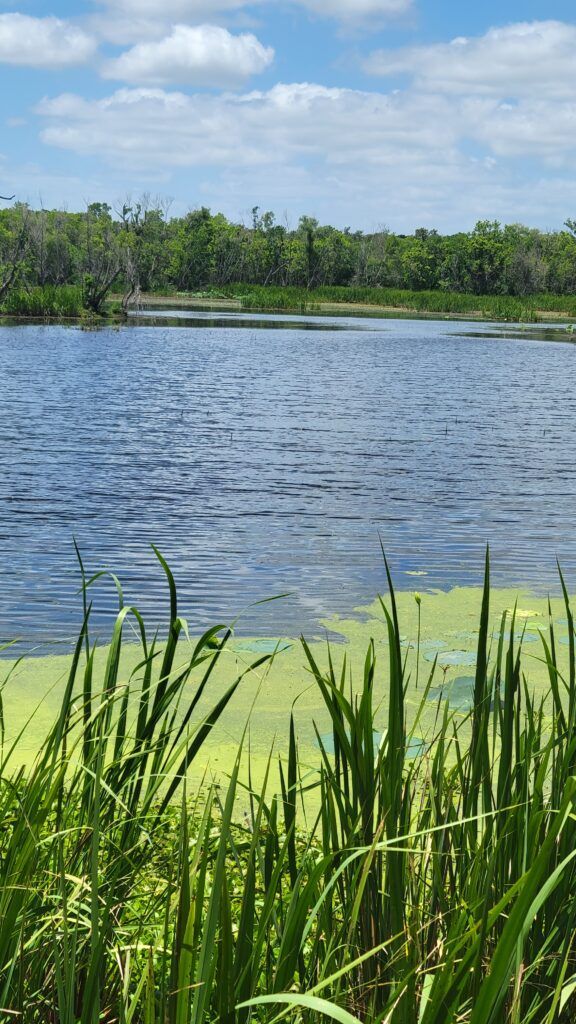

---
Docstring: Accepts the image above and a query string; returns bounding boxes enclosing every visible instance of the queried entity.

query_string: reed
[2,552,576,1022]
[1,284,84,318]
[222,283,576,321]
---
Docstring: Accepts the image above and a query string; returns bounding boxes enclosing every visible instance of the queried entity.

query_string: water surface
[1,310,575,647]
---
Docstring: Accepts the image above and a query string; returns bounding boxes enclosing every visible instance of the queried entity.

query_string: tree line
[1,196,576,312]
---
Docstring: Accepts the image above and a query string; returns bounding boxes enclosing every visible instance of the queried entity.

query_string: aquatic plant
[214,282,576,322]
[2,552,576,1021]
[1,284,84,318]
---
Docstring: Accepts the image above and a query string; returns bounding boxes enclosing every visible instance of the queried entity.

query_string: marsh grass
[3,551,576,1022]
[7,283,576,323]
[221,283,576,321]
[1,284,85,318]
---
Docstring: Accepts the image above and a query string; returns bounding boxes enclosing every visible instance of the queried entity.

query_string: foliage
[2,284,83,317]
[1,200,576,314]
[3,554,576,1021]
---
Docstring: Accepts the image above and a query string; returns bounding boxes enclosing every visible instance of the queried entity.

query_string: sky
[1,0,576,231]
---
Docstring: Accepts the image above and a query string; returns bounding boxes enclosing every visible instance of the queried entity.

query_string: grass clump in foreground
[5,552,576,1022]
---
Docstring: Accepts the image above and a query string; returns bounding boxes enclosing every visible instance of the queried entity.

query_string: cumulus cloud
[34,80,576,230]
[93,0,411,41]
[36,83,459,170]
[0,13,96,68]
[26,16,576,229]
[102,25,273,87]
[364,20,576,99]
[34,83,473,226]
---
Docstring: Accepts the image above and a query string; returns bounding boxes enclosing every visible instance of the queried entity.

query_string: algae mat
[0,584,570,787]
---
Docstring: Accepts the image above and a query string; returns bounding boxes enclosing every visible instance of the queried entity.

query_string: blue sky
[1,0,576,231]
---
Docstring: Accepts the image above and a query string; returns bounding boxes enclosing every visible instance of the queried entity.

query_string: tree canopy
[1,198,576,311]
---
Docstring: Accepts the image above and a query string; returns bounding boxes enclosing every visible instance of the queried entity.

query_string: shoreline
[1,291,575,327]
[131,292,576,324]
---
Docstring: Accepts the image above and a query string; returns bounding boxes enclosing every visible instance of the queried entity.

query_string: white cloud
[107,0,411,11]
[33,83,472,227]
[0,13,96,68]
[298,0,412,19]
[364,20,576,99]
[462,97,576,162]
[36,83,459,170]
[34,74,576,230]
[102,24,273,86]
[25,15,576,230]
[93,0,411,41]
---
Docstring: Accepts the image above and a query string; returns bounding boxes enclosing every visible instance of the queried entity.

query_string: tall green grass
[1,284,84,318]
[220,283,576,321]
[6,283,576,322]
[3,551,576,1021]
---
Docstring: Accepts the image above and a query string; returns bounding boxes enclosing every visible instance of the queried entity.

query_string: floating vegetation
[316,729,383,756]
[421,638,448,650]
[428,675,478,711]
[316,731,427,760]
[508,608,542,618]
[424,648,477,666]
[401,638,447,652]
[491,631,538,644]
[233,638,293,654]
[406,735,428,758]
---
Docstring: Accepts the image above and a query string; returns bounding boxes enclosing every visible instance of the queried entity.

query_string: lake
[1,309,575,648]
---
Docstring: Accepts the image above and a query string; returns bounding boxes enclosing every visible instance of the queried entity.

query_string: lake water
[1,309,576,648]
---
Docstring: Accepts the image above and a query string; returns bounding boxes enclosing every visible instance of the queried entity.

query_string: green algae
[233,639,293,654]
[2,581,572,785]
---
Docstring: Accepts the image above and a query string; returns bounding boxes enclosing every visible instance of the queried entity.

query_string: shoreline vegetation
[2,200,576,324]
[3,282,576,325]
[136,284,576,323]
[5,553,576,1022]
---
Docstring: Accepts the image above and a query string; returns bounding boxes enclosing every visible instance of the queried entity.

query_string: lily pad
[424,649,477,667]
[428,676,482,712]
[421,639,448,651]
[507,608,541,619]
[316,730,382,756]
[406,736,428,759]
[234,639,292,655]
[315,731,426,760]
[491,631,537,644]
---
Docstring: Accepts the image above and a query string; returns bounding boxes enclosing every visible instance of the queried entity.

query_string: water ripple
[0,314,575,646]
